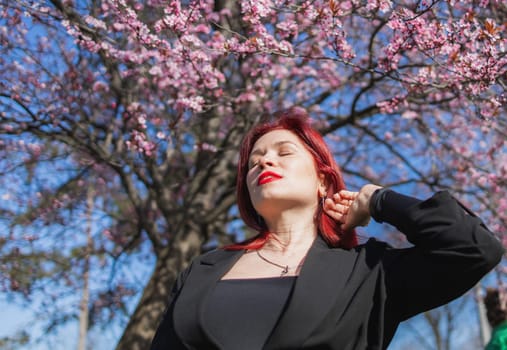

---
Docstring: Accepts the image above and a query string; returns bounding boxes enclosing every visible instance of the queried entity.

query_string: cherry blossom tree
[0,0,505,348]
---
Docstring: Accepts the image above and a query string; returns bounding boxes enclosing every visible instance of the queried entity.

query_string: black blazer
[151,191,504,350]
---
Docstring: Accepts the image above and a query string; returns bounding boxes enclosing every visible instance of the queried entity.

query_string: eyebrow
[249,140,299,158]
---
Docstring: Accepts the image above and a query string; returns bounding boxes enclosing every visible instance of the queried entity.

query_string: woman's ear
[318,173,328,198]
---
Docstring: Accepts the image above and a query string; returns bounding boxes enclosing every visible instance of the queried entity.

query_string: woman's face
[246,129,325,218]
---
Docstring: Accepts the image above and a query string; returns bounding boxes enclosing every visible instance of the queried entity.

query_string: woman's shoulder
[192,246,243,264]
[321,236,392,256]
[350,237,395,263]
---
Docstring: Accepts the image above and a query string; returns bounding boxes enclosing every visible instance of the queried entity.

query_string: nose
[258,155,274,168]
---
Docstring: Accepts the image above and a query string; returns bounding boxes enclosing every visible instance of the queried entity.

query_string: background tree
[0,0,505,349]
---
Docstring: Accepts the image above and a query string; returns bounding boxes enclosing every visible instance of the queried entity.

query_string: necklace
[256,250,303,276]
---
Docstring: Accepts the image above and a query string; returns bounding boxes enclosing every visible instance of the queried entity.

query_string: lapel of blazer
[264,236,358,349]
[172,248,244,348]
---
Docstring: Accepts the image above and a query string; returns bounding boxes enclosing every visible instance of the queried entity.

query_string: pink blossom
[240,0,273,24]
[92,81,109,92]
[366,0,393,13]
[276,20,298,39]
[148,66,162,76]
[125,129,156,156]
[401,111,418,120]
[194,24,210,34]
[176,96,205,112]
[236,92,257,103]
[194,142,218,152]
[112,22,125,31]
[84,15,107,30]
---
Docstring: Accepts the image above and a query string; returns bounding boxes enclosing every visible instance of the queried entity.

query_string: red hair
[226,107,357,250]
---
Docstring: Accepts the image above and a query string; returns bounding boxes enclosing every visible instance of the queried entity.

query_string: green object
[486,321,507,350]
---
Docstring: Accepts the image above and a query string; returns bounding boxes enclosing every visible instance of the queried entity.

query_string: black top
[203,277,296,349]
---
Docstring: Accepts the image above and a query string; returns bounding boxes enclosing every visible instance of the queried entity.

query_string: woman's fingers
[323,198,348,222]
[332,192,357,206]
[324,198,349,213]
[337,190,358,200]
[326,185,382,230]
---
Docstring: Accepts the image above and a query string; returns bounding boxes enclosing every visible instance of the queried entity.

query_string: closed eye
[278,146,296,156]
[248,159,259,169]
[279,151,293,156]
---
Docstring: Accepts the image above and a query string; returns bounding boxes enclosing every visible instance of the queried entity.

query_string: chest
[172,246,390,349]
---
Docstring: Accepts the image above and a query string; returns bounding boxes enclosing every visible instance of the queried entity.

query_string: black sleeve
[150,263,193,350]
[376,190,504,321]
[369,188,421,223]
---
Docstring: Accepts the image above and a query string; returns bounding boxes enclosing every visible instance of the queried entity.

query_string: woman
[151,108,503,350]
[485,288,507,350]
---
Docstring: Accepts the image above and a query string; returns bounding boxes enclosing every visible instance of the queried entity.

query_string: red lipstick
[258,171,282,185]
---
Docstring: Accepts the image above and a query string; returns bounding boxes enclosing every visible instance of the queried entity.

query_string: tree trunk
[115,230,203,350]
[77,188,93,350]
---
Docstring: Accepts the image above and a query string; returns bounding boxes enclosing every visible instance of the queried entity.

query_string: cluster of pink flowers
[240,0,274,25]
[124,103,156,156]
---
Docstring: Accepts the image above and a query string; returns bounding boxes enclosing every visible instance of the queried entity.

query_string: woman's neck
[262,211,318,254]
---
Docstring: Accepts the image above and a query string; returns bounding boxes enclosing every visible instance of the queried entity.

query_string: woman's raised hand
[323,184,382,231]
